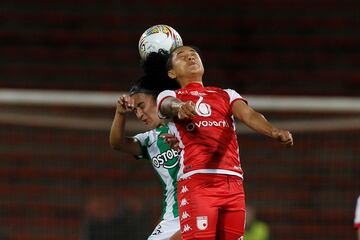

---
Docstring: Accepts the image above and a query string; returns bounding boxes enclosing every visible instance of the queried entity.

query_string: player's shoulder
[204,86,240,99]
[204,86,223,92]
[134,129,151,140]
[157,90,176,102]
[158,89,176,95]
[223,88,240,94]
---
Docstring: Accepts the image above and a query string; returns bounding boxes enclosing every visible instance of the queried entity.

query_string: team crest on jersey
[151,149,179,169]
[196,216,208,230]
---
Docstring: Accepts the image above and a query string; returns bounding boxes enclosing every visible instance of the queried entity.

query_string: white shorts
[148,217,180,240]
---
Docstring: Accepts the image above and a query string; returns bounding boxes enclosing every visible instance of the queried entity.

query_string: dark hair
[129,50,180,97]
[141,49,169,75]
[128,75,157,97]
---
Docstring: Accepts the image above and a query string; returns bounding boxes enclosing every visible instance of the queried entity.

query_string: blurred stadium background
[0,0,359,239]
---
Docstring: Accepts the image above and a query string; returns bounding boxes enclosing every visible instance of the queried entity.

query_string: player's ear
[168,70,176,79]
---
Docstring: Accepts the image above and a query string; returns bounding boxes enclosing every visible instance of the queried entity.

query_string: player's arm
[109,95,142,156]
[232,100,294,147]
[159,96,197,120]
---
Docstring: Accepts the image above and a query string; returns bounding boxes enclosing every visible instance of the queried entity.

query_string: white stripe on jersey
[157,90,176,119]
[224,88,247,105]
[180,169,243,180]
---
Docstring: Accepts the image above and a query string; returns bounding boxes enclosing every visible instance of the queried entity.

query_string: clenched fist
[271,129,294,147]
[177,101,197,120]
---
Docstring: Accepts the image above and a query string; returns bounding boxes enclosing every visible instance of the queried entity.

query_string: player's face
[131,93,162,129]
[168,46,204,81]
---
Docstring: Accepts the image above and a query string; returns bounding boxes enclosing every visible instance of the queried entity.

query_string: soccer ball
[138,24,183,60]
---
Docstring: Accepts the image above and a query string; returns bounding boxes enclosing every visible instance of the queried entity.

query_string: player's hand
[116,95,134,114]
[177,101,197,120]
[160,133,181,151]
[272,129,294,147]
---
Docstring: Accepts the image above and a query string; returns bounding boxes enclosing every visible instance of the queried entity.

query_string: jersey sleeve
[156,90,176,119]
[224,89,248,107]
[355,196,360,228]
[133,132,149,160]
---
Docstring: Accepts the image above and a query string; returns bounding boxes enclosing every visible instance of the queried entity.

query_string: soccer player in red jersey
[156,46,293,240]
[355,195,360,240]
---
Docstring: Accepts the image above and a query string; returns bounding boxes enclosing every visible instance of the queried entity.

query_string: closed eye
[138,102,145,109]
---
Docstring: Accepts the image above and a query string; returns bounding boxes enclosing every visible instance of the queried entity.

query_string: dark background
[0,0,359,239]
[1,0,359,96]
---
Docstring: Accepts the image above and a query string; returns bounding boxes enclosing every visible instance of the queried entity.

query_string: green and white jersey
[134,124,180,220]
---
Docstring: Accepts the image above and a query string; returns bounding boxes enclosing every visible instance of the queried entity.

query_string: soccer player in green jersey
[109,54,181,240]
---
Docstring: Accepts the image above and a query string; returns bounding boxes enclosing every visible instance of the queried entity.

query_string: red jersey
[355,196,360,228]
[157,83,247,180]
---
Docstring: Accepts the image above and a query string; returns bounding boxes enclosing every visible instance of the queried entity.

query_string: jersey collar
[184,82,203,89]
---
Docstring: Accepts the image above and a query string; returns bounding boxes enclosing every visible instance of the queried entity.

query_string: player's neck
[179,77,203,88]
[156,120,166,128]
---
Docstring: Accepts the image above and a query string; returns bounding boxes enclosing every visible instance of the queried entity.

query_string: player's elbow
[109,138,122,150]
